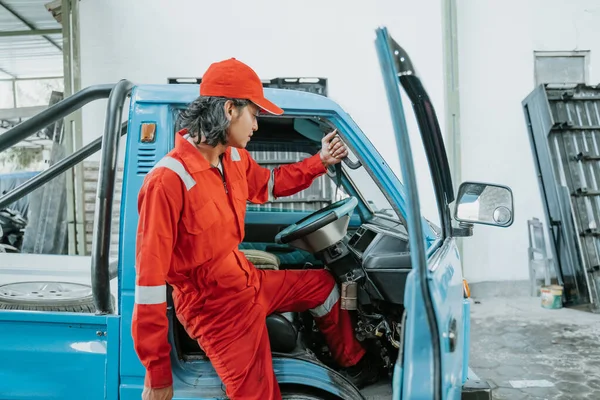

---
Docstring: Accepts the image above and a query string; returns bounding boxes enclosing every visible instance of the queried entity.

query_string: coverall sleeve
[243,150,327,204]
[132,174,182,389]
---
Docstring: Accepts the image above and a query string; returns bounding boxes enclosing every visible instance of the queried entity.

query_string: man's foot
[342,353,380,389]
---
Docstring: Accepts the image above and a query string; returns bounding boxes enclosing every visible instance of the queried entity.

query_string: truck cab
[0,28,512,399]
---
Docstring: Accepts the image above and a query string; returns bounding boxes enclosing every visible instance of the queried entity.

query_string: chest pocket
[230,179,249,204]
[181,200,221,264]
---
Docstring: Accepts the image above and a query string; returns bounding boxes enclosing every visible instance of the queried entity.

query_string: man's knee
[306,269,336,298]
[315,268,336,287]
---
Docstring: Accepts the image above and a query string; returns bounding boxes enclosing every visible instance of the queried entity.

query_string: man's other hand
[320,130,348,167]
[142,385,173,400]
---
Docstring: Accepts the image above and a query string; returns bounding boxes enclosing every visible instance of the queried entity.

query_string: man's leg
[257,268,365,367]
[196,305,281,400]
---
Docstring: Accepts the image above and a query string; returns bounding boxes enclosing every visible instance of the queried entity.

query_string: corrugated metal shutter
[523,83,600,310]
[247,144,335,212]
[83,161,123,259]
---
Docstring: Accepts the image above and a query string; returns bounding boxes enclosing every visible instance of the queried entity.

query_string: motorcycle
[0,208,27,253]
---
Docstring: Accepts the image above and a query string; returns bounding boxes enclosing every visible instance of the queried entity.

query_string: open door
[376,26,512,400]
[375,27,461,400]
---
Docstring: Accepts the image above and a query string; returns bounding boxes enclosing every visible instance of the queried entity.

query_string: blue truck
[0,28,512,399]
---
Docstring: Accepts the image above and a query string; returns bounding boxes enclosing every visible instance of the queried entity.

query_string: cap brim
[251,97,284,115]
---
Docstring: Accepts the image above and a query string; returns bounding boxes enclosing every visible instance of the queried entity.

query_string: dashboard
[348,219,409,260]
[346,218,412,304]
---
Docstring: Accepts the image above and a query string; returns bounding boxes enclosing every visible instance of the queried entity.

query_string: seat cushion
[240,249,280,270]
[239,242,322,268]
[266,313,298,353]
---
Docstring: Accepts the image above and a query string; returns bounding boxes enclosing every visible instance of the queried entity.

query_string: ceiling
[0,0,63,80]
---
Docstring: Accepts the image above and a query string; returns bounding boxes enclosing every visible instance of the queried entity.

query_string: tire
[281,389,340,400]
[0,281,113,313]
[282,394,329,400]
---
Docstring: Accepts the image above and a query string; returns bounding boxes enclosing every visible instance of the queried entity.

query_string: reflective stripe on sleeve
[135,284,167,305]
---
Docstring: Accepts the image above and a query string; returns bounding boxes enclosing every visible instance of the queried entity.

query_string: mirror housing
[454,182,514,228]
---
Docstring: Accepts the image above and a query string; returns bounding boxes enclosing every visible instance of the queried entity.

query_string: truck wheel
[282,394,327,400]
[0,281,112,313]
[281,391,339,400]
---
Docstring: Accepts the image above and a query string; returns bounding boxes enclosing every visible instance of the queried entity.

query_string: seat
[266,313,298,353]
[171,250,300,355]
[239,249,298,351]
[174,310,299,355]
[240,248,280,270]
[239,242,322,268]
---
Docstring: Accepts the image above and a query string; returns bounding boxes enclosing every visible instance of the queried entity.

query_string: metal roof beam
[0,0,62,52]
[0,28,61,37]
[0,66,16,79]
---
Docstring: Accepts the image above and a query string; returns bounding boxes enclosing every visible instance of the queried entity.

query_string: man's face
[227,102,259,148]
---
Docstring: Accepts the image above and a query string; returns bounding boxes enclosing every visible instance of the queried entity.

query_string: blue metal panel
[399,240,465,400]
[428,240,465,399]
[399,269,435,400]
[0,311,116,400]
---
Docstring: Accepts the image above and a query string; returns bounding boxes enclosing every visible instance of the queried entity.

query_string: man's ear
[224,100,235,121]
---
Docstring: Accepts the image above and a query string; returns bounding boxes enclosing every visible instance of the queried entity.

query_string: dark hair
[177,96,249,146]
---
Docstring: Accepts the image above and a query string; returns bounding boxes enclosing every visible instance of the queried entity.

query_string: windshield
[335,136,441,241]
[340,146,400,221]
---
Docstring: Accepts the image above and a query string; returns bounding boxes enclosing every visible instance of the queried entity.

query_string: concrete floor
[469,295,600,400]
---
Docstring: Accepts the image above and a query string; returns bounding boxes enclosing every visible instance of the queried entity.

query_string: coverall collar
[176,129,234,173]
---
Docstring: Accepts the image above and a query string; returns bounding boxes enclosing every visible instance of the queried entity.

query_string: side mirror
[454,182,514,227]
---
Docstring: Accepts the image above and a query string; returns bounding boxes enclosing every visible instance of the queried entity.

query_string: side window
[246,145,343,212]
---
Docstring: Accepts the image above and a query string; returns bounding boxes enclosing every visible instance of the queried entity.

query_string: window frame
[534,50,591,86]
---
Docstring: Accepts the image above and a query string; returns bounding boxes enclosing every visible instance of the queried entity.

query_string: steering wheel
[275,197,358,247]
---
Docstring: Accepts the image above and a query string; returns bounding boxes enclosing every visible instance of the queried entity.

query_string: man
[133,58,375,400]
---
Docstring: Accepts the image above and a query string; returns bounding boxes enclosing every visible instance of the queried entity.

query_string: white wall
[457,0,600,283]
[78,0,446,223]
[77,1,600,285]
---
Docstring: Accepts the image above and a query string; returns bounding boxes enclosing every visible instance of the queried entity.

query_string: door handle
[447,317,458,352]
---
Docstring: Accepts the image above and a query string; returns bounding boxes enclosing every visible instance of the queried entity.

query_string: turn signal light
[141,123,156,143]
[463,279,471,298]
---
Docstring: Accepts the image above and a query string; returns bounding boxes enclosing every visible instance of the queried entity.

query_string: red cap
[200,58,284,115]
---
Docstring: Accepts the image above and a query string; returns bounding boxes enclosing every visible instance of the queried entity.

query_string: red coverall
[133,129,365,399]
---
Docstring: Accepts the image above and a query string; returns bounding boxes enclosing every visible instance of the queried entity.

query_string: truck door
[375,27,465,400]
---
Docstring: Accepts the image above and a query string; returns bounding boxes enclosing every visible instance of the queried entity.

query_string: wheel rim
[0,281,92,302]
